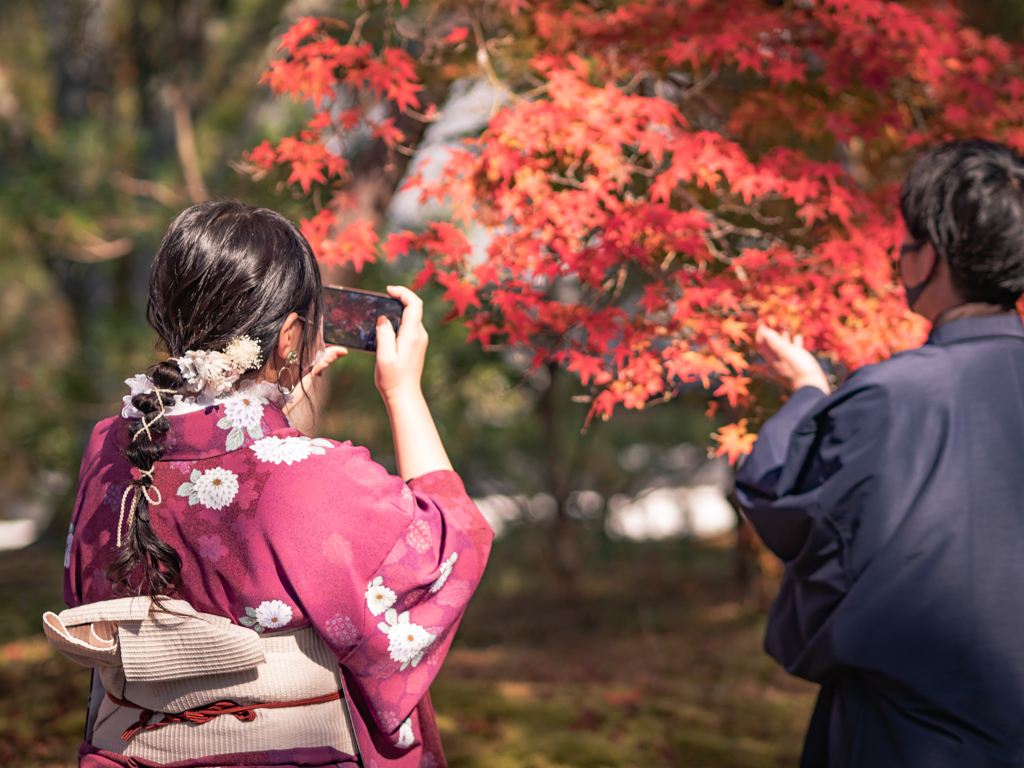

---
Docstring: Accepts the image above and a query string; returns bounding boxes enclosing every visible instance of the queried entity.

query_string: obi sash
[42,597,358,762]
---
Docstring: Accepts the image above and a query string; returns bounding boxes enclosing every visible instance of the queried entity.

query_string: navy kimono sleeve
[735,381,898,678]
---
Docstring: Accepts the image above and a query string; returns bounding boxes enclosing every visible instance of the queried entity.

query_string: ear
[917,242,937,281]
[275,312,303,366]
[902,241,937,286]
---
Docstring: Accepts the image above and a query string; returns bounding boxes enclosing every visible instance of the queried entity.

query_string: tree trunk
[320,84,449,288]
[539,362,578,591]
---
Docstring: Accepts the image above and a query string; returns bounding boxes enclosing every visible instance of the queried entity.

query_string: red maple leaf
[287,160,326,193]
[435,271,482,316]
[278,17,321,55]
[445,27,469,44]
[246,141,277,169]
[568,351,610,386]
[720,318,751,344]
[372,118,406,147]
[316,219,379,272]
[712,420,758,465]
[713,375,752,408]
[252,0,983,434]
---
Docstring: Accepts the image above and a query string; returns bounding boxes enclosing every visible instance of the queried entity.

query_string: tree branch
[110,172,183,208]
[168,84,208,204]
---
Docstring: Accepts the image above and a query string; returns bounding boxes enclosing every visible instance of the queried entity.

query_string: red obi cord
[106,690,343,742]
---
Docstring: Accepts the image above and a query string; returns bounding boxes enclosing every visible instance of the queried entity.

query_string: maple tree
[245,0,1024,463]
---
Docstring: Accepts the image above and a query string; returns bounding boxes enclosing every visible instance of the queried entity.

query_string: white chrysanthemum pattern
[250,435,334,465]
[192,467,238,509]
[254,600,293,630]
[396,718,415,749]
[64,523,75,568]
[366,576,397,616]
[429,552,459,594]
[236,380,281,403]
[223,396,265,430]
[379,608,435,669]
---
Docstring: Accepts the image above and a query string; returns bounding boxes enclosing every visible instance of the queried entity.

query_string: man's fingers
[756,324,780,344]
[756,325,787,357]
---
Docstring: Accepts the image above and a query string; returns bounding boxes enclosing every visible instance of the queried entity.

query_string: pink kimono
[63,395,493,768]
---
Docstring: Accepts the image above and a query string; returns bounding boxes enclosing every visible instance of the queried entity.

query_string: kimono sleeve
[341,469,493,749]
[735,382,893,678]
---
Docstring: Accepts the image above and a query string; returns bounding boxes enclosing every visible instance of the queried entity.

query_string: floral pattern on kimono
[64,399,493,768]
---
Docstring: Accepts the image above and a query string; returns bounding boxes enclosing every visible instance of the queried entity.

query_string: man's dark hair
[901,138,1024,307]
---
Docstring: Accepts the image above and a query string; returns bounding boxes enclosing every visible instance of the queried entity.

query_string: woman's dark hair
[901,138,1024,307]
[107,200,323,597]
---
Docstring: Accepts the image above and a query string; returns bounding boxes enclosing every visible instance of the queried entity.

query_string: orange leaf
[712,419,758,465]
[713,375,752,408]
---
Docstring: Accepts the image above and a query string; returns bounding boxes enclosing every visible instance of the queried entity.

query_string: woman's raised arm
[373,285,453,481]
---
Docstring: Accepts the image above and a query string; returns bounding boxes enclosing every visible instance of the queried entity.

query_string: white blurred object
[474,494,524,538]
[0,470,69,550]
[388,79,503,230]
[0,519,38,550]
[475,482,735,541]
[605,484,735,541]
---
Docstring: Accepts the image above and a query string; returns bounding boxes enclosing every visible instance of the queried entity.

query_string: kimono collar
[118,400,294,462]
[926,312,1024,347]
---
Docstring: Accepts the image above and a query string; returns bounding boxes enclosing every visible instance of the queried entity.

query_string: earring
[277,350,298,395]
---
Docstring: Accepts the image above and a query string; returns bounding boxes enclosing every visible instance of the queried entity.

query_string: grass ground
[0,530,816,768]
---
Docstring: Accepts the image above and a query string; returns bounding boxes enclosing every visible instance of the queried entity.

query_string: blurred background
[2,1,1023,766]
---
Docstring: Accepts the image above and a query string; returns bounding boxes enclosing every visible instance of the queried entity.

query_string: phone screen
[323,286,404,352]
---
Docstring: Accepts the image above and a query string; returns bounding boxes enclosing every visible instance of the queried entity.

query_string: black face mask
[899,241,935,311]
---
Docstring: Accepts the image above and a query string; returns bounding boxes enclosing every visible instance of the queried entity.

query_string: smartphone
[322,286,404,352]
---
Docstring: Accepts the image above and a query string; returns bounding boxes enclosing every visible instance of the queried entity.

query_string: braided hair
[107,362,186,596]
[106,201,323,597]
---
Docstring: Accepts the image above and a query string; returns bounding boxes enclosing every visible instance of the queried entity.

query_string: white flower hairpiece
[177,335,265,398]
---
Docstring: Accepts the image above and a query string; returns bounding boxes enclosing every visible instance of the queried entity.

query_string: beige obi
[43,597,358,762]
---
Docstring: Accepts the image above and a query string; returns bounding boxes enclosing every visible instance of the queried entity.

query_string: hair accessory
[177,335,265,398]
[116,387,176,547]
[277,350,299,396]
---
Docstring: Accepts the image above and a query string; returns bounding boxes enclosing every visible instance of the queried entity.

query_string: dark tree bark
[320,83,450,288]
[538,362,579,592]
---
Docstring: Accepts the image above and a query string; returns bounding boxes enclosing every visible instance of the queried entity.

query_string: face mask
[899,242,936,311]
[903,270,934,310]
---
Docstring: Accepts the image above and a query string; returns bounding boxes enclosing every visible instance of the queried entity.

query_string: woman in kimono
[44,201,493,768]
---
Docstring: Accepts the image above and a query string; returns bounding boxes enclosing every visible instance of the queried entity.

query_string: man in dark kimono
[736,139,1024,767]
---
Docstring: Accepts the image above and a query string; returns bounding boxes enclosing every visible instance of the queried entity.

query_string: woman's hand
[373,286,452,481]
[756,325,831,395]
[282,345,347,435]
[374,286,428,403]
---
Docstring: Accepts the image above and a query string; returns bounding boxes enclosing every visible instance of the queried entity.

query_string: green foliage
[0,0,307,540]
